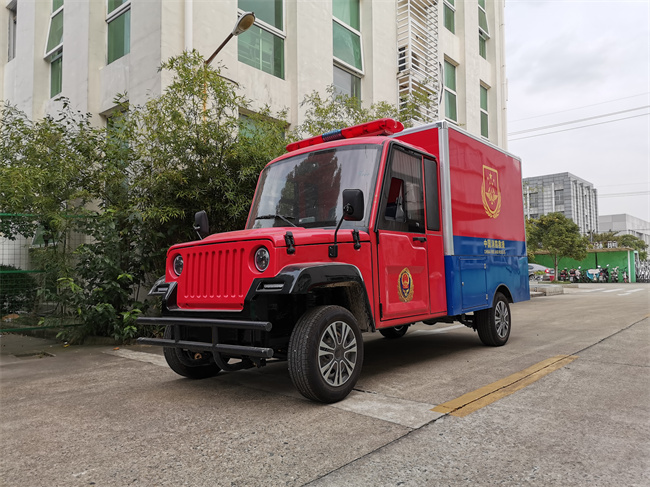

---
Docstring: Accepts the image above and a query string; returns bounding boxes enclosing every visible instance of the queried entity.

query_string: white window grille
[396,0,439,124]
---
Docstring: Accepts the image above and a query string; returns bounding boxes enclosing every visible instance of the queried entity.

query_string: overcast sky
[504,0,650,224]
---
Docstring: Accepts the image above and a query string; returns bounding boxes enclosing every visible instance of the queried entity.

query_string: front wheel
[475,293,511,347]
[288,306,364,403]
[163,325,221,379]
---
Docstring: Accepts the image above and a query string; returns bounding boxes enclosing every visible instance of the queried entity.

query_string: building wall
[438,0,507,148]
[523,172,599,236]
[2,0,507,146]
[599,214,650,247]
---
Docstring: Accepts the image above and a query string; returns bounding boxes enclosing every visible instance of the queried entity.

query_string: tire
[163,325,221,379]
[379,324,409,339]
[288,305,364,403]
[475,292,511,347]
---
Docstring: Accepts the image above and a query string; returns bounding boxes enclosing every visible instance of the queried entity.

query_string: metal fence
[0,214,81,333]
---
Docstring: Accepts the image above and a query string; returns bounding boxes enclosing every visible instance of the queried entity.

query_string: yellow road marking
[432,355,578,417]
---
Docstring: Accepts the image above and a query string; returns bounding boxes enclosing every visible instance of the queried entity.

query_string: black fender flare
[247,263,375,331]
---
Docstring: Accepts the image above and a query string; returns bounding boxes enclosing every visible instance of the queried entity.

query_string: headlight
[255,247,270,272]
[173,255,184,276]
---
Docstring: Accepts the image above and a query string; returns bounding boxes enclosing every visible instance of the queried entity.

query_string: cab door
[376,146,430,320]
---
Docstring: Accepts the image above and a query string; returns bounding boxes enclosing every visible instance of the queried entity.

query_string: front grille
[183,247,245,300]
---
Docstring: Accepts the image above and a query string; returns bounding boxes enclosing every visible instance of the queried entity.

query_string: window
[478,0,489,35]
[238,0,285,78]
[333,0,363,78]
[333,65,361,98]
[479,33,487,59]
[7,1,17,62]
[380,147,425,234]
[107,0,130,64]
[424,158,440,231]
[480,84,488,138]
[45,0,64,97]
[443,0,455,34]
[529,192,539,208]
[443,60,457,122]
[555,189,564,207]
[50,53,63,97]
[478,0,489,59]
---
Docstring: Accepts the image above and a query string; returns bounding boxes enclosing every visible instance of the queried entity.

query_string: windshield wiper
[255,214,298,227]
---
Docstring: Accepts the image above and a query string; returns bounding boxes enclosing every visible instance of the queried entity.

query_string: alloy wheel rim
[495,301,510,338]
[319,320,358,387]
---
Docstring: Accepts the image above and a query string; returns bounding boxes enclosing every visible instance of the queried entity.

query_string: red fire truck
[137,119,530,403]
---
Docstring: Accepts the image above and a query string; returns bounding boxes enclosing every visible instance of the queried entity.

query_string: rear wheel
[379,324,409,339]
[288,305,363,403]
[475,293,511,347]
[163,325,221,379]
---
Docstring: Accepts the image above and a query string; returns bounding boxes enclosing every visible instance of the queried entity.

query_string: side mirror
[342,189,364,221]
[194,210,209,240]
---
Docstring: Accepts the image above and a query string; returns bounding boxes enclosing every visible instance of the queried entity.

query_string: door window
[379,147,425,233]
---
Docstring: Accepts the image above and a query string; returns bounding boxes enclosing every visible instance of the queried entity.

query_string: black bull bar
[136,317,274,361]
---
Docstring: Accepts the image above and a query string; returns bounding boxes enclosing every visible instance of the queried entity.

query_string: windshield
[247,144,382,229]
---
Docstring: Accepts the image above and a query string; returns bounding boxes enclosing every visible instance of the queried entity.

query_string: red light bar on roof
[285,118,404,152]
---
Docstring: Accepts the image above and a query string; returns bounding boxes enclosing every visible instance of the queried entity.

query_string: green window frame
[478,0,489,36]
[333,0,360,31]
[333,0,363,75]
[478,0,490,61]
[45,0,64,98]
[479,32,487,59]
[107,0,130,64]
[50,51,63,97]
[237,1,285,79]
[45,2,63,57]
[480,84,489,138]
[444,60,457,122]
[443,0,455,34]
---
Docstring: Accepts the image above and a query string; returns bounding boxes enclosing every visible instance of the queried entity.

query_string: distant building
[599,214,650,247]
[523,172,598,236]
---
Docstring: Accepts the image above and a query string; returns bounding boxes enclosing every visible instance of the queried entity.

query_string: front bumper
[136,316,274,359]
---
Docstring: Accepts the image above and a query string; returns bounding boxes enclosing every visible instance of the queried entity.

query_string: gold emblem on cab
[398,268,414,303]
[481,165,501,219]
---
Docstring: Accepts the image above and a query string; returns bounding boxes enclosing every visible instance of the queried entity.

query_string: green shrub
[0,264,39,315]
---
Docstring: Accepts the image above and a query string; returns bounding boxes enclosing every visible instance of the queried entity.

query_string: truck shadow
[359,329,483,380]
[159,326,485,400]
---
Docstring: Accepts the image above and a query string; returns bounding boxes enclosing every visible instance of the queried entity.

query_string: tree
[1,50,435,341]
[527,213,589,277]
[617,234,648,260]
[0,51,290,342]
[295,85,436,137]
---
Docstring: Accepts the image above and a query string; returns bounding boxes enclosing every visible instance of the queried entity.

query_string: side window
[424,157,440,231]
[379,147,425,233]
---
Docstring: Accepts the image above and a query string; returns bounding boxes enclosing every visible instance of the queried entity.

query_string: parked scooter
[586,267,601,282]
[559,268,568,282]
[599,264,610,283]
[611,266,619,283]
[569,268,577,283]
[623,268,629,283]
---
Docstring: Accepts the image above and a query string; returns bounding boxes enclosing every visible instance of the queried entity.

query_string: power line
[509,112,650,141]
[509,92,650,123]
[599,191,650,198]
[599,182,650,188]
[508,106,650,136]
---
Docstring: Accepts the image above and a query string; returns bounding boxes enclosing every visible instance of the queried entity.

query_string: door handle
[413,236,427,242]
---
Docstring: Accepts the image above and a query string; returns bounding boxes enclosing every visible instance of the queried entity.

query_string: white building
[1,0,508,146]
[599,214,650,247]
